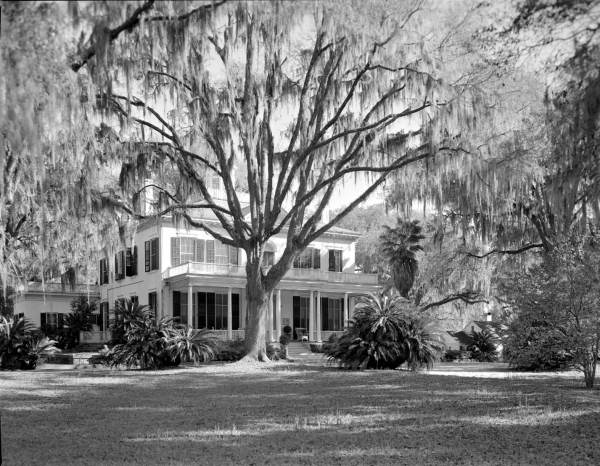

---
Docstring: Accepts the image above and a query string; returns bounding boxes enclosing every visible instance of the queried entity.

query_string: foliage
[503,238,600,387]
[325,293,443,370]
[0,316,59,370]
[109,299,149,345]
[59,296,97,349]
[468,329,499,362]
[215,339,247,362]
[379,219,425,297]
[105,304,216,370]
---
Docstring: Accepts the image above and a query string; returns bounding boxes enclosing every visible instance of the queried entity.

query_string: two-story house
[97,206,379,343]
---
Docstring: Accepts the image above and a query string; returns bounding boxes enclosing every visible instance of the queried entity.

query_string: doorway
[292,296,310,340]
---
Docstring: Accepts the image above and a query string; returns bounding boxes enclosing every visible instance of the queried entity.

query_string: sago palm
[379,219,424,297]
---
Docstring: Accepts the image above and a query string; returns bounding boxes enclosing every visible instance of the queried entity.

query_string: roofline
[137,215,362,240]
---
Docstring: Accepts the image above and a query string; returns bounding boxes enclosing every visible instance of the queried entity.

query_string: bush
[104,305,216,369]
[214,339,246,361]
[504,330,572,370]
[309,342,324,353]
[468,329,499,362]
[267,342,282,360]
[1,316,59,370]
[325,293,443,370]
[59,296,97,349]
[443,349,462,362]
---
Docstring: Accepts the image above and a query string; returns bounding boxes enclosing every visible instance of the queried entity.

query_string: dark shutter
[232,293,240,330]
[40,312,47,331]
[151,238,159,270]
[171,237,180,267]
[321,298,329,331]
[173,291,181,321]
[198,292,207,328]
[206,292,216,328]
[132,246,138,275]
[58,313,65,330]
[115,254,119,279]
[313,249,320,269]
[145,240,150,271]
[328,250,335,272]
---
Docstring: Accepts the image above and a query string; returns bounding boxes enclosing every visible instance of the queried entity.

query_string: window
[40,312,64,334]
[293,248,320,269]
[197,292,240,330]
[115,250,125,280]
[292,296,310,339]
[172,291,188,325]
[328,250,343,272]
[148,292,157,317]
[99,302,109,331]
[126,246,138,276]
[263,251,275,268]
[131,295,138,305]
[145,238,159,271]
[321,297,344,331]
[99,258,109,285]
[171,237,239,266]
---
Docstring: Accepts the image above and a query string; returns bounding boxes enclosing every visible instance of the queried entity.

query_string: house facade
[98,216,379,343]
[12,282,100,334]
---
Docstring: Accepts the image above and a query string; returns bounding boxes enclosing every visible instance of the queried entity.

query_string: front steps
[285,341,329,365]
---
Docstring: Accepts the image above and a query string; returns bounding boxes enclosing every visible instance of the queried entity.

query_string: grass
[1,362,599,465]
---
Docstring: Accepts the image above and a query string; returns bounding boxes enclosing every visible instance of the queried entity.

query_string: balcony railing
[162,262,378,285]
[21,282,99,294]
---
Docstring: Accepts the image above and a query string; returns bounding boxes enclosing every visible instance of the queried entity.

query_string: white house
[97,206,379,343]
[12,282,100,332]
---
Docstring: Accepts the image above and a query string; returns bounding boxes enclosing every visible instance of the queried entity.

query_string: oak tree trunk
[242,259,273,361]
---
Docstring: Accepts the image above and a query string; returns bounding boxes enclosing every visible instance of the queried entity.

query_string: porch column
[309,290,314,341]
[316,290,322,342]
[187,283,193,328]
[227,287,233,339]
[350,296,355,319]
[275,289,282,340]
[267,292,274,342]
[344,292,349,328]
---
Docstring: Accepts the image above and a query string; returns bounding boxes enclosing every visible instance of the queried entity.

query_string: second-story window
[293,247,320,269]
[99,258,109,285]
[145,238,159,271]
[328,250,343,272]
[115,251,125,280]
[263,251,275,268]
[126,246,138,276]
[171,237,239,266]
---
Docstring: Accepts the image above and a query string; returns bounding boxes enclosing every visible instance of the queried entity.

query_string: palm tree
[379,219,425,297]
[468,329,499,362]
[62,296,96,349]
[325,292,442,370]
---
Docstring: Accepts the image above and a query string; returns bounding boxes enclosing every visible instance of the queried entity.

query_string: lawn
[1,362,599,465]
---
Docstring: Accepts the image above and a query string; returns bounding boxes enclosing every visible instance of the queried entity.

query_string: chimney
[485,312,492,322]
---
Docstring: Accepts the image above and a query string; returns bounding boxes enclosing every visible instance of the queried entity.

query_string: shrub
[468,329,499,362]
[104,305,216,369]
[214,339,246,361]
[267,342,282,360]
[325,293,443,370]
[1,316,59,370]
[59,296,97,349]
[309,342,324,353]
[443,349,462,362]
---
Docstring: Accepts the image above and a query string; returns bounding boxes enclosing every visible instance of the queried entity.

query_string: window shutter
[229,246,239,265]
[321,298,328,331]
[152,238,159,269]
[206,240,215,263]
[40,312,47,330]
[328,250,336,271]
[145,240,150,271]
[115,254,119,279]
[196,239,205,262]
[171,237,180,267]
[232,293,240,330]
[99,260,103,284]
[132,246,138,275]
[173,291,181,320]
[313,249,320,269]
[58,313,65,329]
[198,292,207,328]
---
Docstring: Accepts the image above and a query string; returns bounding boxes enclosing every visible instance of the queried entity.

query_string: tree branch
[420,292,488,312]
[467,242,545,259]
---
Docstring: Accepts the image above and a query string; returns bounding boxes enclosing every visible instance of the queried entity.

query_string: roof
[450,331,474,347]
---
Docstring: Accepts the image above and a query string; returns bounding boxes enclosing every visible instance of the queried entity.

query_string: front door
[292,296,310,340]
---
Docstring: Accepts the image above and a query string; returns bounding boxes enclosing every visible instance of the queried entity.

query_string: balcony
[20,282,99,295]
[162,262,378,285]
